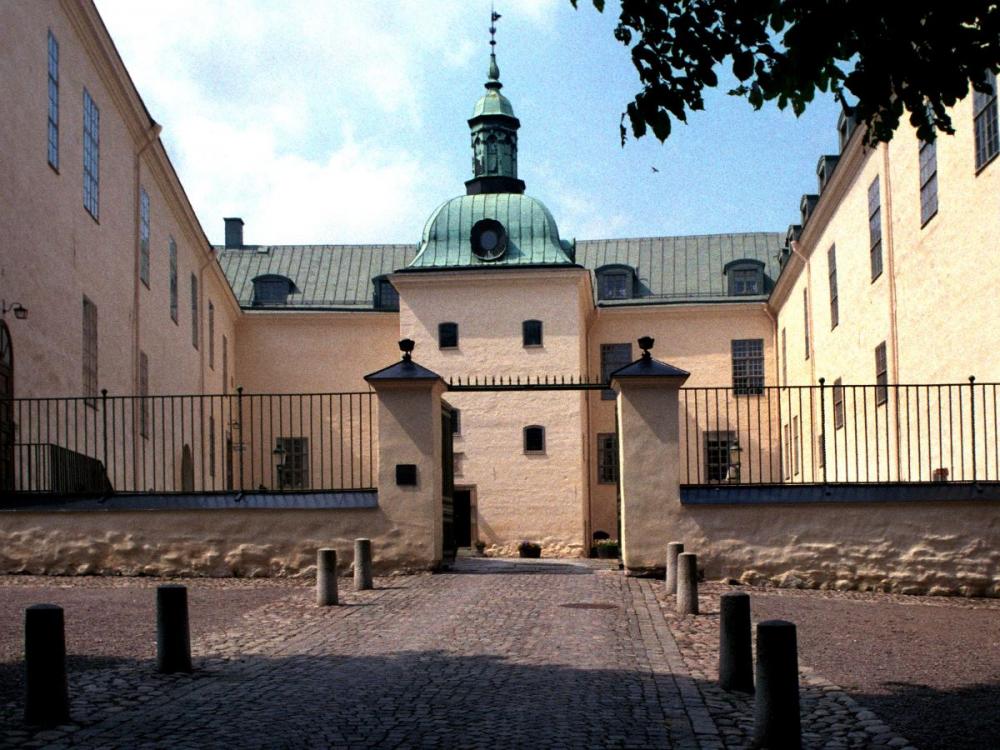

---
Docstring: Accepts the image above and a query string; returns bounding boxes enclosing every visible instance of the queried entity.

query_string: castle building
[1,1,999,563]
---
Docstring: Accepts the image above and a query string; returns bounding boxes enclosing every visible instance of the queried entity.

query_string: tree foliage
[572,0,1000,145]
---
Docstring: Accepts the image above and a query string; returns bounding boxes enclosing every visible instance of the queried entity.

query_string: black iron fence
[680,380,1000,485]
[3,390,376,494]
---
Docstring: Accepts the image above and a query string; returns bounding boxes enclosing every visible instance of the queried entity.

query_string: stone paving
[0,559,927,749]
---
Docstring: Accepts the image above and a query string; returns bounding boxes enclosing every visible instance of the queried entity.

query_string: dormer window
[595,265,636,301]
[724,259,766,296]
[251,274,297,307]
[373,275,399,311]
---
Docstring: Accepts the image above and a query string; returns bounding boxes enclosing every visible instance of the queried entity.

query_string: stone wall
[0,508,428,577]
[647,498,1000,597]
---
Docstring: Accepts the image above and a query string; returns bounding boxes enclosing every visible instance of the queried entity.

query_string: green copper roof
[407,193,573,269]
[473,87,515,118]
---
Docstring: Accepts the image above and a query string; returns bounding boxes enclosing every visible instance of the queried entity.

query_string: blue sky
[96,0,843,247]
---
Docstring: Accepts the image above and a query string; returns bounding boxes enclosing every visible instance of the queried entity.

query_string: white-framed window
[731,339,764,395]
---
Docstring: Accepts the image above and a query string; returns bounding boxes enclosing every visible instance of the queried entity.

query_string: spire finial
[488,5,502,85]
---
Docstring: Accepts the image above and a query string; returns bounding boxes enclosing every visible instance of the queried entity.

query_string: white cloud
[95,0,562,244]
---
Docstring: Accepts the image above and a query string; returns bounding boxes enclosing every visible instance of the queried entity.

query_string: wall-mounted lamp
[1,301,27,320]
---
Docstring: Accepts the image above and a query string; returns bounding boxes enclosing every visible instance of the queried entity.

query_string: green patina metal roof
[216,231,782,309]
[407,193,573,269]
[576,232,783,304]
[473,87,515,118]
[218,244,416,309]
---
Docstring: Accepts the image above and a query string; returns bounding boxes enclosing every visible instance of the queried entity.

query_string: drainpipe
[881,143,902,479]
[880,144,901,382]
[133,122,163,394]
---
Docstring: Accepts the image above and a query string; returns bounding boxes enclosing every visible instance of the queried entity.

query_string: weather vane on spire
[487,4,502,84]
[490,4,501,50]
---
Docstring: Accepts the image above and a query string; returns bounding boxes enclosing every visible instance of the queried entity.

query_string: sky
[95,0,844,247]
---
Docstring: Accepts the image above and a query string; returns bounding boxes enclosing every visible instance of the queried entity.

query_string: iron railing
[3,390,376,494]
[680,380,1000,485]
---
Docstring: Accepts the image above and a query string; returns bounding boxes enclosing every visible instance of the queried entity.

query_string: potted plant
[474,540,487,555]
[517,540,542,559]
[595,539,620,559]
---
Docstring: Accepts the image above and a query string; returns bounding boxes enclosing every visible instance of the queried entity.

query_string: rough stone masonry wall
[0,509,431,578]
[673,500,1000,597]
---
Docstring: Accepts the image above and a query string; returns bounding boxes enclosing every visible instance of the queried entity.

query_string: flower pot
[596,545,619,559]
[519,546,541,559]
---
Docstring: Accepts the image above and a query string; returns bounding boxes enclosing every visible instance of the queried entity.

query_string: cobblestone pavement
[1,562,985,749]
[1,559,713,749]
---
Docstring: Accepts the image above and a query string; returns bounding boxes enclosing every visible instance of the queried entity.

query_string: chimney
[224,217,244,249]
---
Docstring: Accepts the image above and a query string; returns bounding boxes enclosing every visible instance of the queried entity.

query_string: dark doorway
[454,489,472,547]
[0,322,12,491]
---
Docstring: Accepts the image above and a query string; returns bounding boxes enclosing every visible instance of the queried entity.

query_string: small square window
[599,272,630,300]
[439,322,458,349]
[522,319,542,347]
[524,425,545,454]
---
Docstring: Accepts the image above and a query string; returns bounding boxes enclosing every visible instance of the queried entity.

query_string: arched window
[373,275,399,311]
[251,274,298,306]
[439,322,459,349]
[595,265,636,301]
[522,319,542,347]
[523,425,545,454]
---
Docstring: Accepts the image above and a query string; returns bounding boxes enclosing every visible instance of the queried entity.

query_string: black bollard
[752,619,801,749]
[719,592,754,693]
[156,585,192,674]
[24,604,70,725]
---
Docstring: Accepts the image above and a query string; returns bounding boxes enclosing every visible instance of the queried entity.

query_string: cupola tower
[465,11,525,195]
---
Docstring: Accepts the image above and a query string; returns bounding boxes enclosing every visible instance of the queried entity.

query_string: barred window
[868,177,883,280]
[601,342,632,400]
[83,89,100,219]
[47,31,59,169]
[139,188,150,285]
[169,238,178,322]
[139,351,149,438]
[597,433,618,484]
[82,297,98,401]
[974,71,998,171]
[731,338,764,395]
[705,431,738,483]
[828,245,839,329]
[275,437,308,489]
[190,274,199,349]
[833,377,845,430]
[919,139,938,226]
[875,342,888,406]
[803,288,811,360]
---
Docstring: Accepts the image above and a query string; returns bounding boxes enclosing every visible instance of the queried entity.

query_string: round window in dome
[471,219,508,261]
